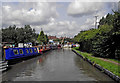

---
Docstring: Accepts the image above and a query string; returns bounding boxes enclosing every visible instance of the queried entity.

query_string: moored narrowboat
[2,44,57,63]
[3,47,39,61]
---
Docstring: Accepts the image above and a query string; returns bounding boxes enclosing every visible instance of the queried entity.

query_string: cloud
[78,10,108,31]
[79,18,95,30]
[67,1,104,17]
[67,1,118,17]
[2,2,58,27]
[0,2,2,28]
[33,20,81,38]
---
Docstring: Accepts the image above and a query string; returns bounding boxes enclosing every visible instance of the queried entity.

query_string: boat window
[34,48,37,52]
[13,50,18,55]
[19,49,23,54]
[26,49,29,53]
[30,49,33,53]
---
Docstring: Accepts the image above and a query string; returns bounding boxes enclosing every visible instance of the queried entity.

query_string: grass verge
[72,48,120,77]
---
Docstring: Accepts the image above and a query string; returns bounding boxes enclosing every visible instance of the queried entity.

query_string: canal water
[2,48,114,81]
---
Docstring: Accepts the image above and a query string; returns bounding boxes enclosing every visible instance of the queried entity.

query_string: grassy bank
[72,47,120,77]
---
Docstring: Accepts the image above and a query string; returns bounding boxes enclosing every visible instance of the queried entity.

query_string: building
[48,35,58,40]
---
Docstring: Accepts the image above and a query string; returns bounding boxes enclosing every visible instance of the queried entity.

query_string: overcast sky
[1,0,119,38]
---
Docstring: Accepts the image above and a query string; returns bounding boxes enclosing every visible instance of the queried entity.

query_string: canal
[2,48,114,81]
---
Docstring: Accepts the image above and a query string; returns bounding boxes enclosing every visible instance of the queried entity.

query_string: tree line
[2,25,38,46]
[73,11,120,59]
[2,25,50,46]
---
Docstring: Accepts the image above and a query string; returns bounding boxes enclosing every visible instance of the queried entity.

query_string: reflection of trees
[74,56,91,73]
[37,54,48,66]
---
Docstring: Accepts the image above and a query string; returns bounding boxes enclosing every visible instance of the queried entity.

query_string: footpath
[98,57,120,66]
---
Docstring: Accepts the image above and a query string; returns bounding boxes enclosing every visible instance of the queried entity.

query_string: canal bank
[2,49,114,82]
[72,49,120,82]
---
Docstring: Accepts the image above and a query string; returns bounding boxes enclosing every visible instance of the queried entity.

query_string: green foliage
[73,11,120,59]
[74,47,79,50]
[44,35,49,44]
[92,25,114,58]
[93,12,120,58]
[65,38,73,42]
[73,24,113,53]
[2,25,37,44]
[99,13,114,26]
[53,38,61,42]
[73,24,113,43]
[37,30,49,45]
[112,12,120,58]
[37,31,45,44]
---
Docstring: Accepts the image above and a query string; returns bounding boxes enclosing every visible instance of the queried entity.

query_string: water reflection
[37,52,49,67]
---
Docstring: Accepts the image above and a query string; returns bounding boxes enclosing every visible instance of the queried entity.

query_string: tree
[92,12,120,58]
[2,25,17,43]
[44,35,49,44]
[112,11,120,58]
[37,30,45,45]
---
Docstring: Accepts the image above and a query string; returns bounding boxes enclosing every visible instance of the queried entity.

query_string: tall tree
[44,35,49,44]
[112,12,120,58]
[37,30,45,45]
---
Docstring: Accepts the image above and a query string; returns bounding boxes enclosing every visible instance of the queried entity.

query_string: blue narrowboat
[4,47,39,61]
[2,45,55,63]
